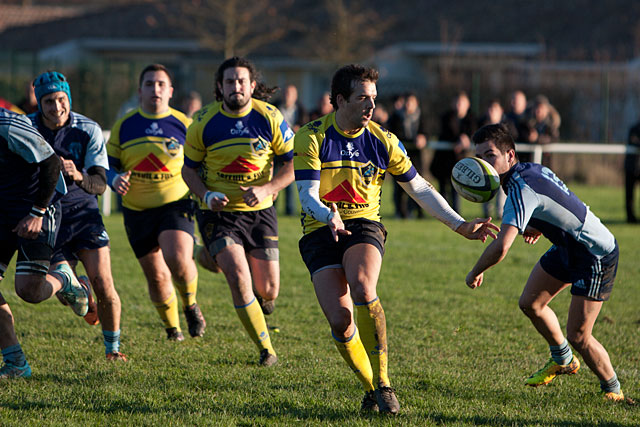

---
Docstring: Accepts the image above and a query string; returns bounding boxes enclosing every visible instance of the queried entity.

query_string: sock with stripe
[103,330,121,355]
[333,327,375,391]
[153,290,181,330]
[600,373,621,394]
[550,339,573,366]
[175,273,198,308]
[235,298,275,356]
[355,297,390,387]
[2,344,27,367]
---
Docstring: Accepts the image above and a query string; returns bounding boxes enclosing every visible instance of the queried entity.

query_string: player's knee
[15,276,46,303]
[327,311,353,337]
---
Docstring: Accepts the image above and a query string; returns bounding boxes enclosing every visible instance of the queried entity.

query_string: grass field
[1,182,639,426]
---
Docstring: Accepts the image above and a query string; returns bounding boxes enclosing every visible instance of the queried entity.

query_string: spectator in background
[625,119,640,223]
[274,84,307,216]
[309,92,333,121]
[504,90,531,160]
[16,81,38,115]
[526,95,560,166]
[478,99,507,219]
[430,91,476,213]
[372,103,389,127]
[388,93,427,218]
[180,90,202,118]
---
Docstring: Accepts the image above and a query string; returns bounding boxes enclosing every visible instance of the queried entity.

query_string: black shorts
[298,218,387,276]
[123,199,195,258]
[196,206,279,260]
[52,204,109,263]
[0,203,61,278]
[540,241,619,302]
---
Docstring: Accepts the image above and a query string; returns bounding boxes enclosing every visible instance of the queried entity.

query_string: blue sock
[550,339,572,365]
[103,330,120,355]
[600,374,621,394]
[2,344,27,367]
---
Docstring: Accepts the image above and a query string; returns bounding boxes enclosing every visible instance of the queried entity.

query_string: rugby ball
[451,157,500,203]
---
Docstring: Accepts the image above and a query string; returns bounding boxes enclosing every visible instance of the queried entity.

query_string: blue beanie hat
[33,71,72,112]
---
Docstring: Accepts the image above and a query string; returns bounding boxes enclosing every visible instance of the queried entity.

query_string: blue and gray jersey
[501,162,615,258]
[30,111,108,211]
[0,108,60,216]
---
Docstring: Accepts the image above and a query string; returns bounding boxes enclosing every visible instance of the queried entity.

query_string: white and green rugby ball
[451,157,500,203]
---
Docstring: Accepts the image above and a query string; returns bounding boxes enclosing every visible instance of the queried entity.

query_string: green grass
[1,182,639,426]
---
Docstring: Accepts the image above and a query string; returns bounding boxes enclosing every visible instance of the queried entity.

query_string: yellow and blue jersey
[294,113,416,234]
[184,99,294,212]
[107,107,192,211]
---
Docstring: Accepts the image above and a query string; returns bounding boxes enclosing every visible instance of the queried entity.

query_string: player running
[293,64,498,414]
[466,123,626,402]
[107,64,205,341]
[29,71,126,361]
[0,108,88,378]
[182,56,294,366]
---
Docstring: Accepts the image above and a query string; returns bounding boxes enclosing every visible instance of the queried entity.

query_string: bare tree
[159,0,294,58]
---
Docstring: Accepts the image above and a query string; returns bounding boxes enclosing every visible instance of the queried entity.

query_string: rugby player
[30,71,126,361]
[107,64,205,341]
[293,64,498,414]
[182,56,294,367]
[0,108,88,378]
[466,123,625,402]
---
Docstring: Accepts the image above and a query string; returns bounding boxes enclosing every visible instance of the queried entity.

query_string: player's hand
[59,156,83,181]
[466,271,483,289]
[112,170,131,195]
[13,215,43,239]
[239,185,270,207]
[456,217,500,242]
[327,203,351,242]
[203,191,228,211]
[523,226,542,245]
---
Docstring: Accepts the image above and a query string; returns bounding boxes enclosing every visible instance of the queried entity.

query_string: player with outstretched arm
[466,123,626,402]
[293,64,499,415]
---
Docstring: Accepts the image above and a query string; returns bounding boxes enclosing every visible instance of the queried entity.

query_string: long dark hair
[214,57,277,102]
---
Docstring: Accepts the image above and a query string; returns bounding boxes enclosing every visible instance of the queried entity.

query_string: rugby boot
[360,390,379,413]
[375,386,400,415]
[54,263,89,317]
[78,275,100,326]
[525,355,580,387]
[166,327,185,342]
[106,351,128,362]
[0,361,31,379]
[259,349,278,367]
[184,303,206,337]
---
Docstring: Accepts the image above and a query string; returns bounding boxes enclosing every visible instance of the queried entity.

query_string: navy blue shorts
[0,203,61,278]
[196,206,279,260]
[298,218,387,277]
[123,199,195,258]
[540,241,619,301]
[52,205,109,263]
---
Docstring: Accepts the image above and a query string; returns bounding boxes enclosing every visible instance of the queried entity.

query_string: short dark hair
[330,64,379,109]
[139,64,173,88]
[214,56,277,102]
[472,123,516,154]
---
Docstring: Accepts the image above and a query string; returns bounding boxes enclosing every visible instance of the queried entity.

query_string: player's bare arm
[466,224,519,289]
[181,164,228,211]
[455,218,500,242]
[523,225,542,245]
[111,170,131,195]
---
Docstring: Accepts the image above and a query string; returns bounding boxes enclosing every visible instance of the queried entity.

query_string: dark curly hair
[330,64,379,109]
[214,57,277,102]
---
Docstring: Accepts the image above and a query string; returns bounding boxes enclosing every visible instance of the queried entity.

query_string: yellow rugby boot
[525,355,580,387]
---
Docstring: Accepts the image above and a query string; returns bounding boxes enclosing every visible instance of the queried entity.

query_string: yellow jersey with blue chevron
[184,99,294,212]
[107,107,192,211]
[294,113,417,234]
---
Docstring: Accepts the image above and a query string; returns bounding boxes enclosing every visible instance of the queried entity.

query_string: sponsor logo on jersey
[307,120,322,133]
[230,120,250,136]
[134,153,170,172]
[221,156,260,173]
[341,142,360,159]
[323,180,367,204]
[145,122,164,136]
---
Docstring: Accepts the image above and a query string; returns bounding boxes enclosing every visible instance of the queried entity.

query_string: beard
[224,93,251,112]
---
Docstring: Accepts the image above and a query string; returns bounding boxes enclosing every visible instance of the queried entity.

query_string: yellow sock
[175,272,198,308]
[356,297,390,387]
[152,289,181,330]
[235,298,275,356]
[333,327,374,391]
